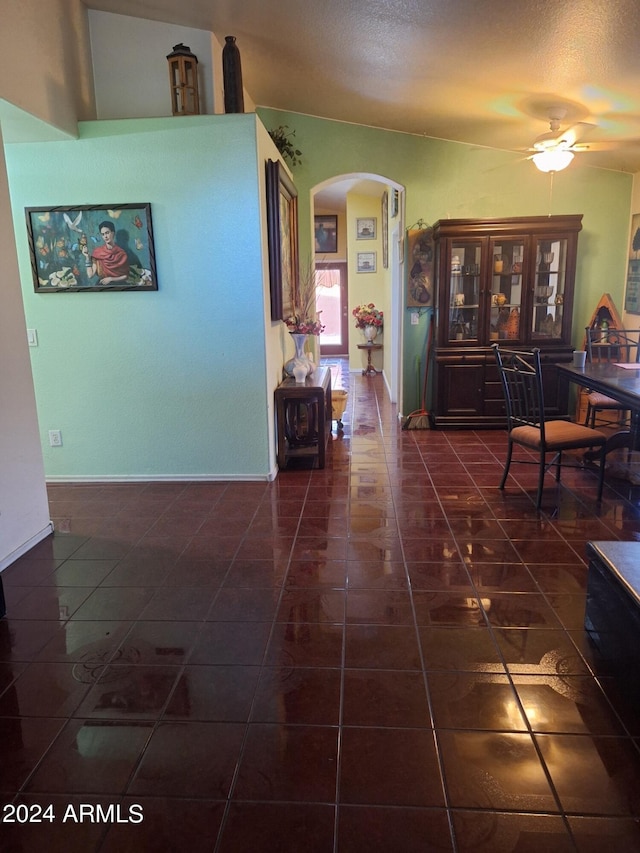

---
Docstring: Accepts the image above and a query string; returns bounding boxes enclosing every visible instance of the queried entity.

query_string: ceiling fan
[526,108,603,172]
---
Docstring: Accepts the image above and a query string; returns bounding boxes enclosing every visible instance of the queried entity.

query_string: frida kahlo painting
[26,203,158,293]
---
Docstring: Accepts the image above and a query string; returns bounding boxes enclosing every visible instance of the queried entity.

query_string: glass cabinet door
[447,240,482,343]
[531,236,568,340]
[489,237,525,344]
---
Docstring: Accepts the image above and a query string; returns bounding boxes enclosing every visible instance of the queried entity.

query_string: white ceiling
[82,0,640,174]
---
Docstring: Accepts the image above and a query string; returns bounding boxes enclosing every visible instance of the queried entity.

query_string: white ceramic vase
[284,333,313,378]
[363,325,378,342]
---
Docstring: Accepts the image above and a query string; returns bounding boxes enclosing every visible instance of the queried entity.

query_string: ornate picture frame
[266,159,299,321]
[26,203,157,293]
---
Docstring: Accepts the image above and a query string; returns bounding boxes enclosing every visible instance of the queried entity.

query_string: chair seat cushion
[512,420,607,451]
[588,392,626,409]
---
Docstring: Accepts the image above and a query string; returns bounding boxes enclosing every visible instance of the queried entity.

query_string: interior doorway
[316,262,348,356]
[311,173,404,408]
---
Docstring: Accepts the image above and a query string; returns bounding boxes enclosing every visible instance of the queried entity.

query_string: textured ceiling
[84,0,640,172]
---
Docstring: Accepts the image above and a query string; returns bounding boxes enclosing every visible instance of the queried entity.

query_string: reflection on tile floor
[2,359,640,851]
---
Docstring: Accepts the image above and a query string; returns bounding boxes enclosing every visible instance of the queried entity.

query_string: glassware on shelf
[535,286,553,303]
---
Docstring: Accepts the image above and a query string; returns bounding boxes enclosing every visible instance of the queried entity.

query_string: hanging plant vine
[268,125,303,167]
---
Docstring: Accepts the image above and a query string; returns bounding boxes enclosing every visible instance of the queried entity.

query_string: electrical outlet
[48,430,62,447]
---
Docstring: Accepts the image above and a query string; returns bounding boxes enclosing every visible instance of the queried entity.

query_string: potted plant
[268,125,302,167]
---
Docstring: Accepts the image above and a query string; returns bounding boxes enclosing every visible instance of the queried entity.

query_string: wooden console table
[275,366,332,469]
[357,343,382,376]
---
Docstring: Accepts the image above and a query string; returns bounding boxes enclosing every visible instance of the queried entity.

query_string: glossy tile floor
[2,360,640,851]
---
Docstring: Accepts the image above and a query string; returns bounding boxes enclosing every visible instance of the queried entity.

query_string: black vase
[222,36,245,113]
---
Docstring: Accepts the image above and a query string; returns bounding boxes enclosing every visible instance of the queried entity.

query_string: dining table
[557,360,640,455]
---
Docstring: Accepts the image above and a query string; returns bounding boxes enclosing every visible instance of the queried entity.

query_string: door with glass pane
[315,262,348,355]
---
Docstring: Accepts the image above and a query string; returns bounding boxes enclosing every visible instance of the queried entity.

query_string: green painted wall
[5,108,633,483]
[6,115,277,479]
[258,108,633,413]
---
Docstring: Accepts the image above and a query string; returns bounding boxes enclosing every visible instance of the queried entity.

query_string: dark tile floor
[2,360,640,851]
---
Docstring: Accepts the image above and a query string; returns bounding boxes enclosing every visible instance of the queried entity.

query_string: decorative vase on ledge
[284,333,314,380]
[363,325,379,342]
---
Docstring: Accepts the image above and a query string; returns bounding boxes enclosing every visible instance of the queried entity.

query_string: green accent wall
[258,108,633,413]
[6,115,277,479]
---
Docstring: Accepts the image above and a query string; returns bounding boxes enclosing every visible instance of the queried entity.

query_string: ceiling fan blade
[533,121,598,151]
[571,140,618,152]
[558,121,597,148]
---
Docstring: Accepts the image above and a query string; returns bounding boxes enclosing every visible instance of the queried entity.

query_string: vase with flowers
[352,303,383,342]
[283,260,325,381]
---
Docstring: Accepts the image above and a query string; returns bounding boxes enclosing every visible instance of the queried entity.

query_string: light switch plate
[27,329,38,346]
[410,313,419,325]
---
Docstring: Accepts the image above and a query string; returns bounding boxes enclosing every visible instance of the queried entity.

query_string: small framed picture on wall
[357,252,377,273]
[356,218,376,240]
[314,215,338,253]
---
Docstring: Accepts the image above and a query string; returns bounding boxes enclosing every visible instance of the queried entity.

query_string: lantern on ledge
[167,43,200,116]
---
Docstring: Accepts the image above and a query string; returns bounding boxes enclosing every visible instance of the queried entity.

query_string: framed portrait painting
[26,203,157,292]
[266,159,299,321]
[314,215,338,253]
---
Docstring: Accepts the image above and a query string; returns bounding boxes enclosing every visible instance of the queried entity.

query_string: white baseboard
[45,473,274,484]
[0,522,54,573]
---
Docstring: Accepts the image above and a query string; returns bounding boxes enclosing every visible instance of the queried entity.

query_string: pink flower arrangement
[284,315,325,335]
[352,303,383,330]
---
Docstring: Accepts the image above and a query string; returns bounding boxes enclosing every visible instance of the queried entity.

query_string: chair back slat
[585,327,640,364]
[493,346,545,438]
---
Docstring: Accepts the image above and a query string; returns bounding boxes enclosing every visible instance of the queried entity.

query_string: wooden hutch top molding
[433,214,583,238]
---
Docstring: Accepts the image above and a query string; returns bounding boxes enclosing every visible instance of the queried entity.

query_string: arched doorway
[311,173,404,408]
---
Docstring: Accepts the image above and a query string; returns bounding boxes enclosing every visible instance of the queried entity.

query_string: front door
[316,262,348,356]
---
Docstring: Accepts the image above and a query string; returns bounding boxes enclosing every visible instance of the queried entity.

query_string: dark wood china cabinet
[431,214,582,428]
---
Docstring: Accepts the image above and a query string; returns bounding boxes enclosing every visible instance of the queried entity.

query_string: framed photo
[625,212,640,314]
[356,218,376,240]
[26,203,157,292]
[266,159,298,321]
[357,251,377,273]
[314,214,337,253]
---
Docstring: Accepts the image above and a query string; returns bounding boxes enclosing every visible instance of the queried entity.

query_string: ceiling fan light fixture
[532,149,574,173]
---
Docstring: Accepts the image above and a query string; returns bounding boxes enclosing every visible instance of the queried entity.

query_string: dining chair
[584,327,640,428]
[493,344,607,509]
